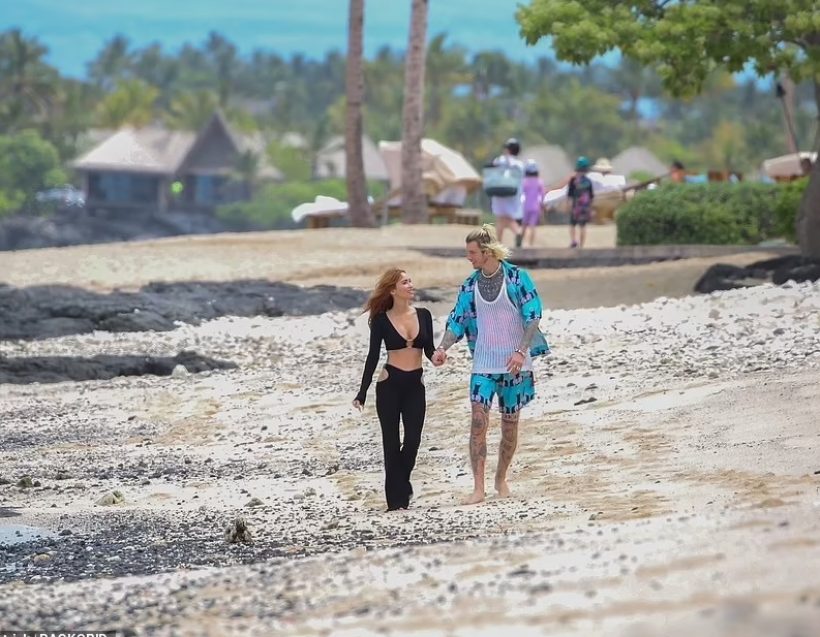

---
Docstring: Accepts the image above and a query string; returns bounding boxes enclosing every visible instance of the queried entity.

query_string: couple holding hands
[354,224,550,511]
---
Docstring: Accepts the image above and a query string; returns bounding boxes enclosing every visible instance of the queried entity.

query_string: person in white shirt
[490,138,525,247]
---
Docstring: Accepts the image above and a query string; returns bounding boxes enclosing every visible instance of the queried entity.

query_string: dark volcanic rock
[0,208,255,252]
[772,262,820,285]
[0,280,367,340]
[0,350,237,384]
[695,256,820,294]
[97,310,176,333]
[694,264,767,294]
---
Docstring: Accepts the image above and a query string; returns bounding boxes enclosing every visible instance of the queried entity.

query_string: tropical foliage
[0,130,65,216]
[0,26,815,172]
[517,0,820,254]
[0,22,817,234]
[616,182,808,246]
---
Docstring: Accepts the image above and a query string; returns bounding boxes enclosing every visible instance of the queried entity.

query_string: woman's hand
[506,350,525,374]
[352,399,363,411]
[432,348,447,367]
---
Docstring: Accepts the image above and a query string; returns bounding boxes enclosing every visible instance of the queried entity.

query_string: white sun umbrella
[542,172,626,207]
[291,195,350,224]
[762,152,817,179]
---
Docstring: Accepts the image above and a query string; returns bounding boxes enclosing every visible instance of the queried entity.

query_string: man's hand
[352,399,363,411]
[506,350,525,374]
[432,348,447,367]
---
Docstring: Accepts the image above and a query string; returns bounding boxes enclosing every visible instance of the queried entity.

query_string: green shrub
[616,182,803,245]
[217,179,387,229]
[772,178,808,243]
[0,130,66,217]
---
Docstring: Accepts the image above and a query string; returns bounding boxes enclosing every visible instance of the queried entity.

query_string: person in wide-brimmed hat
[591,157,613,174]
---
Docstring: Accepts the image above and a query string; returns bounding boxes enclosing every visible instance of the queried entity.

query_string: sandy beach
[0,224,786,310]
[1,225,819,636]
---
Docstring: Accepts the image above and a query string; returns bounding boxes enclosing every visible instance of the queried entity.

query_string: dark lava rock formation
[0,350,237,384]
[0,280,368,340]
[695,255,820,294]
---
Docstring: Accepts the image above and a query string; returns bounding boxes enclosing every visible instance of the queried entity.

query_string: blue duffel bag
[482,164,523,197]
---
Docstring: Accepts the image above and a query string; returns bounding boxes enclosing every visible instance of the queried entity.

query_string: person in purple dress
[520,160,545,247]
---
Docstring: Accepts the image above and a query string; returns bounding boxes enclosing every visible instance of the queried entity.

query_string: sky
[3,0,556,78]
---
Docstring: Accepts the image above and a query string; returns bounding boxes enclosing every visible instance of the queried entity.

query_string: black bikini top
[379,309,432,351]
[354,308,435,405]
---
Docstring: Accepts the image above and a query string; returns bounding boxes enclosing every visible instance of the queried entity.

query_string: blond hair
[465,224,510,260]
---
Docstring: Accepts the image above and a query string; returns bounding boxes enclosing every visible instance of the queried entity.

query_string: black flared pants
[375,364,426,510]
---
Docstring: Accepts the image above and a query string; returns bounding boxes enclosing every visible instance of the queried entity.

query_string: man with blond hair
[432,224,550,504]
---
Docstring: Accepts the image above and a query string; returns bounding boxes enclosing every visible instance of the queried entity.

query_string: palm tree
[364,46,405,141]
[164,90,220,130]
[0,29,58,132]
[96,79,158,128]
[132,43,179,103]
[607,57,662,126]
[401,0,429,224]
[345,0,375,227]
[43,78,96,159]
[470,51,512,101]
[425,33,469,131]
[87,34,132,92]
[204,32,238,107]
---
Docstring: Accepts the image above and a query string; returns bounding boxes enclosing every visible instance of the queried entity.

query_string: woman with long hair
[353,268,436,511]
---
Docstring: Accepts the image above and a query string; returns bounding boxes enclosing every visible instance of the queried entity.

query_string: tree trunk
[796,160,820,258]
[814,75,820,153]
[778,72,799,155]
[345,0,374,227]
[796,78,820,258]
[400,0,428,224]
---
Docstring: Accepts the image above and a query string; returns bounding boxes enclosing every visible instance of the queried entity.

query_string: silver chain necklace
[477,263,503,301]
[480,263,501,278]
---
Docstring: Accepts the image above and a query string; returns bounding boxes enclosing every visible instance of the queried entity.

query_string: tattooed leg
[495,411,520,498]
[464,402,489,505]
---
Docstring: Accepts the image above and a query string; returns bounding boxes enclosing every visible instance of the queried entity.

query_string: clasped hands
[431,348,447,367]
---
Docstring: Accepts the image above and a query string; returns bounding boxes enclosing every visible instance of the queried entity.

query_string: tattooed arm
[438,284,468,354]
[517,319,541,353]
[431,327,458,366]
[436,328,459,352]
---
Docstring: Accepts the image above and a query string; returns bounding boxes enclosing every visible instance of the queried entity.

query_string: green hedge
[772,178,808,243]
[616,181,808,245]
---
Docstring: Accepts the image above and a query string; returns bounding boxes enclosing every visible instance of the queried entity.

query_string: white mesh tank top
[473,280,532,374]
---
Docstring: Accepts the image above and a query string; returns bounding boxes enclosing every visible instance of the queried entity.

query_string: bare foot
[462,490,485,505]
[494,478,511,498]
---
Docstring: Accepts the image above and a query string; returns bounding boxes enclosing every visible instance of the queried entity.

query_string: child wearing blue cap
[567,156,594,248]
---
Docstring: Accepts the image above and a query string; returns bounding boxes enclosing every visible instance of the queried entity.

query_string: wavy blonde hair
[363,268,404,325]
[465,224,510,260]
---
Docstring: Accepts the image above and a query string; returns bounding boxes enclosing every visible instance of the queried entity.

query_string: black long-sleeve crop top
[355,307,435,405]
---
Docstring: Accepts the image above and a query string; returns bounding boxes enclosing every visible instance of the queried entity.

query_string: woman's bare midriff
[386,348,423,371]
